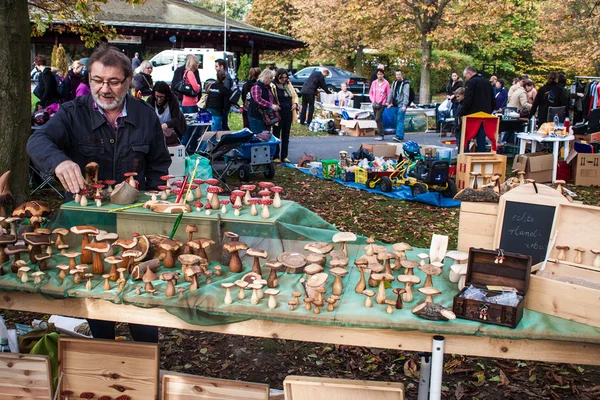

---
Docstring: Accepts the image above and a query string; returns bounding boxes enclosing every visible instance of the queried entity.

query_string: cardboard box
[574,131,600,144]
[361,143,397,159]
[334,117,341,130]
[512,152,554,183]
[340,120,377,137]
[571,153,600,186]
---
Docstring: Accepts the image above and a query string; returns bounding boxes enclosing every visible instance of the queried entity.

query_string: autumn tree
[0,0,142,206]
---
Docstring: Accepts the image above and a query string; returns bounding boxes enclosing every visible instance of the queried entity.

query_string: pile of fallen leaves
[5,165,598,399]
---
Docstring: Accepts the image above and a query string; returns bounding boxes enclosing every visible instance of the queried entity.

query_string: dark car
[289,66,368,95]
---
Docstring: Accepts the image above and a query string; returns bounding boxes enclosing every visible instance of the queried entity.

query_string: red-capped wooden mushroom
[258,189,271,199]
[124,172,138,188]
[207,186,222,209]
[220,199,230,214]
[231,190,245,207]
[78,189,89,207]
[233,203,242,216]
[240,184,256,205]
[248,198,259,216]
[94,195,103,207]
[157,185,170,200]
[104,179,116,193]
[260,199,273,219]
[92,183,105,198]
[258,182,274,190]
[271,186,283,208]
[160,174,175,187]
[204,202,212,215]
[185,184,198,202]
[194,200,203,212]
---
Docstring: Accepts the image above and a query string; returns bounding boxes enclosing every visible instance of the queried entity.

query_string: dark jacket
[37,67,60,107]
[26,94,171,191]
[206,82,231,116]
[495,87,508,110]
[301,70,328,95]
[249,81,272,119]
[146,93,187,138]
[171,65,201,101]
[457,74,495,119]
[66,70,83,101]
[446,78,463,95]
[530,83,569,123]
[242,79,257,107]
[132,72,153,96]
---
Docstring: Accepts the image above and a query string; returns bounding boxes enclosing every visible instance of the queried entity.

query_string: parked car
[288,66,368,95]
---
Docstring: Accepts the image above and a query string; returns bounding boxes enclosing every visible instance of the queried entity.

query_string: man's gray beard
[92,92,126,111]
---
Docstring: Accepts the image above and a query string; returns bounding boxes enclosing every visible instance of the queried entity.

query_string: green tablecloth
[1,201,599,345]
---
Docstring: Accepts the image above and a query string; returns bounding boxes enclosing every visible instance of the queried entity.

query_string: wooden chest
[456,153,507,190]
[453,248,532,328]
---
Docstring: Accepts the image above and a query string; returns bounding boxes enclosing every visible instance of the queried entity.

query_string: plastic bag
[439,99,451,113]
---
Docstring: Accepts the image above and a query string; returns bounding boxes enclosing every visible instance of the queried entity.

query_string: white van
[139,48,237,85]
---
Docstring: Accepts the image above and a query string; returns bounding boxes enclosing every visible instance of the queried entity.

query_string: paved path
[286,132,454,163]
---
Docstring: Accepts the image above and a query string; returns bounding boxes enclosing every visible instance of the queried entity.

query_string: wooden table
[1,291,599,366]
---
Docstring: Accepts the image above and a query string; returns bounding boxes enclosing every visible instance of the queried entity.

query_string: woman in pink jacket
[369,69,390,141]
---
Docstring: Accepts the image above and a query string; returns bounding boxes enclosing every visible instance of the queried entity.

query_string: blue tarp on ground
[286,164,461,208]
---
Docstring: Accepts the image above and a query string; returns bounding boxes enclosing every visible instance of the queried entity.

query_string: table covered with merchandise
[1,198,599,366]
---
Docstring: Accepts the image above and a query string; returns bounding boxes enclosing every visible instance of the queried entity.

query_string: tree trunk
[419,33,432,105]
[355,45,364,76]
[0,0,31,207]
[595,60,600,77]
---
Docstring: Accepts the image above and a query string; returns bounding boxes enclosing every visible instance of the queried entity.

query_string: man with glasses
[27,43,170,343]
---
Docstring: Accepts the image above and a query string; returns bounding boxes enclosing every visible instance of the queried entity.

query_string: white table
[516,132,575,182]
[185,120,212,154]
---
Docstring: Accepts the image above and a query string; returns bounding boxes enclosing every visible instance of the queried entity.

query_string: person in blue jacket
[494,78,508,111]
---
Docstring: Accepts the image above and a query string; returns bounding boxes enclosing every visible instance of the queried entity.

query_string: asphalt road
[286,132,455,164]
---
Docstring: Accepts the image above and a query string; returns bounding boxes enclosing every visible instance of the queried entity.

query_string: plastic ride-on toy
[365,141,457,198]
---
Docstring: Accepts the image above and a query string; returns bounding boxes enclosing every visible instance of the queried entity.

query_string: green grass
[227,111,326,137]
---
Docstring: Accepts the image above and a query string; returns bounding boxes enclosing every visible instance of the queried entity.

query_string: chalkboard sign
[498,200,556,264]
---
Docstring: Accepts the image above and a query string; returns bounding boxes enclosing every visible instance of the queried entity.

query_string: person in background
[215,58,233,130]
[370,63,385,86]
[507,79,531,115]
[147,81,186,145]
[27,44,170,343]
[527,79,537,105]
[205,70,231,131]
[452,87,466,146]
[369,69,390,141]
[271,68,298,163]
[489,75,498,91]
[387,69,410,142]
[557,71,572,113]
[456,66,494,152]
[180,55,202,149]
[132,60,154,97]
[65,60,84,101]
[242,67,261,128]
[494,78,508,111]
[337,82,354,107]
[248,69,279,134]
[171,54,202,104]
[131,52,141,70]
[75,70,91,97]
[34,54,60,108]
[446,72,463,99]
[530,72,569,124]
[299,68,330,125]
[508,74,528,104]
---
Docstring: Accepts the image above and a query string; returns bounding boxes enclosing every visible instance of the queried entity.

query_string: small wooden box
[526,203,600,327]
[453,248,532,329]
[456,153,507,190]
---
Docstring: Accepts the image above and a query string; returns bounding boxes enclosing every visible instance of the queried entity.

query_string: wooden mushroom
[367,263,384,288]
[397,274,421,303]
[103,274,111,290]
[378,252,396,275]
[70,226,100,264]
[85,242,111,275]
[105,256,123,282]
[330,267,348,296]
[362,290,375,307]
[32,271,45,285]
[399,260,419,276]
[178,254,202,282]
[392,242,413,261]
[556,245,569,261]
[186,266,202,291]
[161,272,178,297]
[470,172,481,189]
[384,299,396,314]
[264,260,283,288]
[418,287,441,304]
[416,253,429,266]
[354,257,369,294]
[188,237,215,260]
[160,239,181,268]
[591,249,600,269]
[420,264,443,288]
[393,288,407,309]
[235,280,249,299]
[372,273,394,304]
[57,264,70,281]
[264,288,280,309]
[450,264,468,290]
[574,247,585,264]
[221,282,235,304]
[247,248,268,276]
[305,272,328,299]
[223,241,249,273]
[331,232,357,257]
[365,238,376,256]
[304,242,334,255]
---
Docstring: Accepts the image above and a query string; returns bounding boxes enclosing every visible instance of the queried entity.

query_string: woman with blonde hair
[248,69,279,133]
[181,55,201,114]
[132,60,154,97]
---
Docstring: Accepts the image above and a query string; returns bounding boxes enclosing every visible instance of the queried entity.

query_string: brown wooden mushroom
[223,241,249,273]
[105,256,123,282]
[22,232,51,264]
[161,272,178,297]
[331,232,357,257]
[186,266,202,291]
[85,242,111,274]
[159,239,181,268]
[377,252,397,275]
[264,260,283,288]
[5,245,30,273]
[367,263,384,288]
[574,247,585,264]
[188,237,215,260]
[277,251,307,274]
[330,267,348,296]
[393,288,407,309]
[419,264,443,288]
[362,290,375,307]
[385,299,396,314]
[305,253,327,266]
[304,242,334,255]
[397,274,421,303]
[372,273,394,304]
[556,245,569,261]
[419,287,441,304]
[247,248,268,275]
[392,242,413,261]
[354,257,369,294]
[70,226,100,264]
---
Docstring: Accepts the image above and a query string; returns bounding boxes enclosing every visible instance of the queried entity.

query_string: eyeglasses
[278,75,288,80]
[90,77,127,88]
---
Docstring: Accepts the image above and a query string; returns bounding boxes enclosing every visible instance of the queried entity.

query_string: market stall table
[517,132,574,182]
[1,202,599,369]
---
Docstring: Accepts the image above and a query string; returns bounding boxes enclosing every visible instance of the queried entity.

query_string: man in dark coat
[131,52,141,70]
[33,54,60,108]
[456,66,495,152]
[299,68,330,125]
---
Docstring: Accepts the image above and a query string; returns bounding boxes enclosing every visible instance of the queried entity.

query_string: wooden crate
[58,337,159,400]
[525,203,600,327]
[0,353,53,399]
[162,374,269,400]
[457,201,499,252]
[456,153,507,190]
[453,248,532,329]
[283,376,404,400]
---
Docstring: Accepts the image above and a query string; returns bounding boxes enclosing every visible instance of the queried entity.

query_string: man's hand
[387,104,392,109]
[271,104,280,111]
[402,106,406,112]
[55,160,85,194]
[161,123,169,130]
